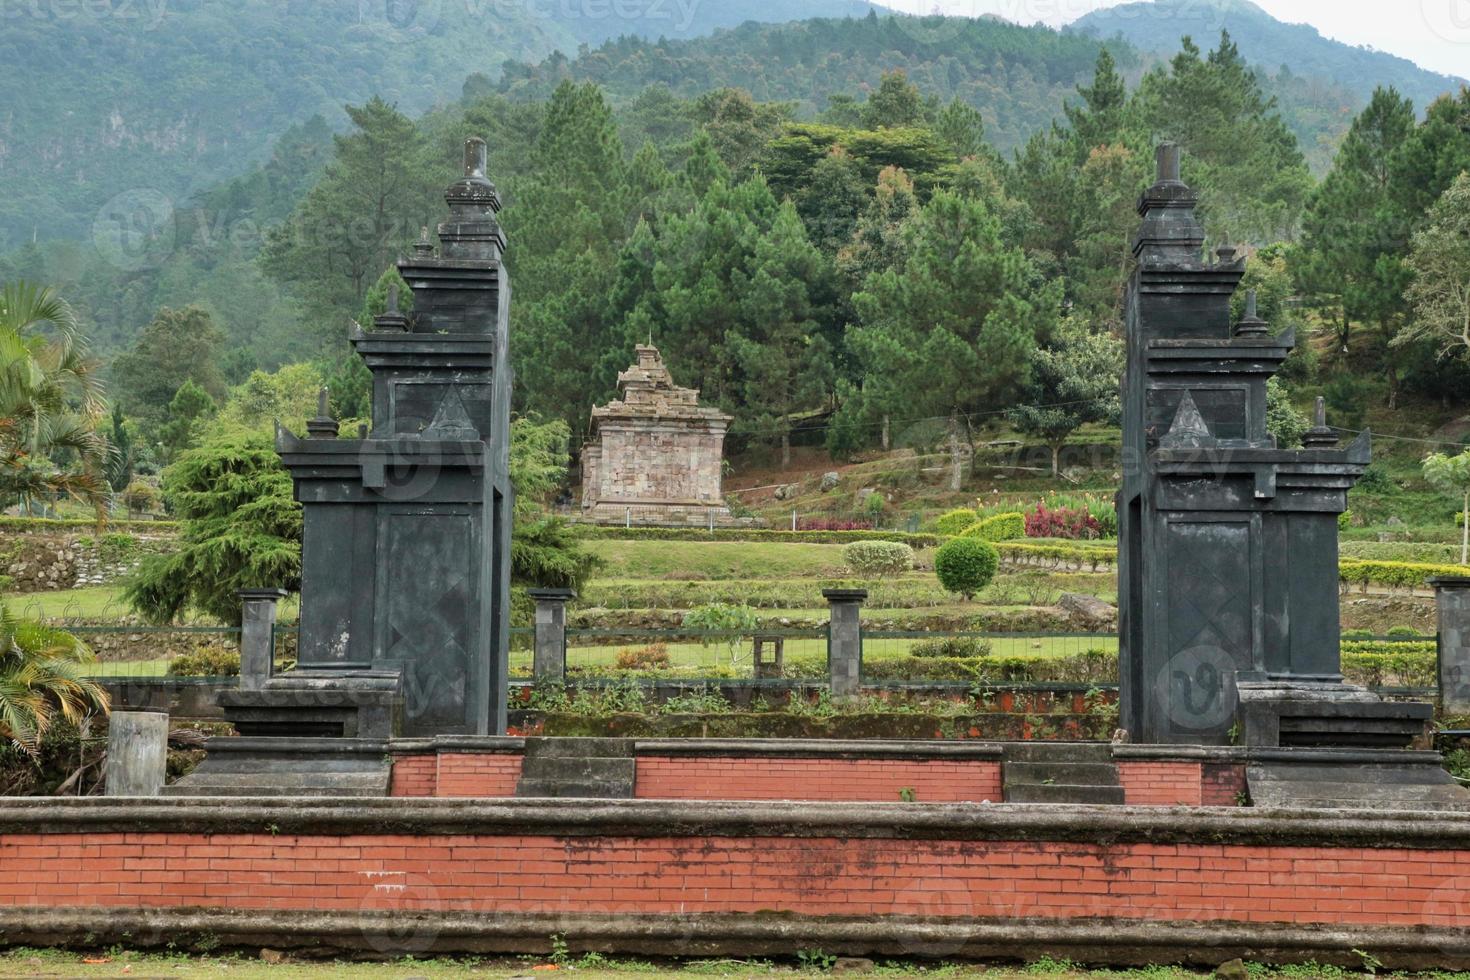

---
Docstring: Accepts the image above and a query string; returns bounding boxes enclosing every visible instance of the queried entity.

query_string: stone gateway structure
[580,344,737,526]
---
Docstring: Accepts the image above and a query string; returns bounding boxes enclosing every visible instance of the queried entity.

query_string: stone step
[1247,761,1470,810]
[166,770,390,794]
[1003,783,1125,805]
[188,756,390,775]
[522,737,634,759]
[1000,742,1113,764]
[514,777,636,799]
[520,757,635,783]
[1004,761,1120,786]
[161,782,385,798]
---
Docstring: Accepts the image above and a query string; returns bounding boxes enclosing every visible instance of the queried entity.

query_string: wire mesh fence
[559,627,829,681]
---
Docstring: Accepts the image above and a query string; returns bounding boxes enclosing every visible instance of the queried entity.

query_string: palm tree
[0,281,111,514]
[0,603,110,756]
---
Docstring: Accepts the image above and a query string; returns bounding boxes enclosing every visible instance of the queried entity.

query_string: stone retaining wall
[1,798,1469,966]
[2,529,176,594]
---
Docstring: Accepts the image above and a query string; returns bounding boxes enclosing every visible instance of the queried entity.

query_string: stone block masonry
[4,798,1470,966]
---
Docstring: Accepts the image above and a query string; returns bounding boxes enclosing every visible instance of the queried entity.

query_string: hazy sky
[875,0,1470,79]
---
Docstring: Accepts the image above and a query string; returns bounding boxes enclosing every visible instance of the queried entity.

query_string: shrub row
[580,578,957,610]
[960,512,1025,542]
[996,541,1117,571]
[573,525,941,547]
[1339,559,1470,591]
[784,645,1434,687]
[0,517,179,533]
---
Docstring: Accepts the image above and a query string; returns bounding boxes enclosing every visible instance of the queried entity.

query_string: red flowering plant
[1023,503,1103,540]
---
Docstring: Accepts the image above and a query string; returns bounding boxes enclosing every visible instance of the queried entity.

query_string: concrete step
[514,777,636,799]
[522,737,634,759]
[1005,761,1119,786]
[1001,742,1113,764]
[188,756,390,775]
[1003,782,1125,805]
[1247,761,1470,810]
[519,757,635,783]
[167,770,390,794]
[162,782,385,798]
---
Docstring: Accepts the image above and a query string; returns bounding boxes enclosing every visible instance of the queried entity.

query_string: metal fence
[560,627,829,681]
[56,616,1438,696]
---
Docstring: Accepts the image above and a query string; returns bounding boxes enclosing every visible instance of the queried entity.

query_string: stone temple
[580,344,739,527]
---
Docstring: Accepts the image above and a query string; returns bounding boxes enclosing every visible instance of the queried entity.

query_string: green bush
[167,644,240,677]
[843,540,915,577]
[934,537,999,600]
[910,636,991,658]
[929,508,980,536]
[1339,558,1470,591]
[961,512,1025,542]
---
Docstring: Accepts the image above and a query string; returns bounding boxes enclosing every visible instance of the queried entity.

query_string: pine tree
[848,189,1059,488]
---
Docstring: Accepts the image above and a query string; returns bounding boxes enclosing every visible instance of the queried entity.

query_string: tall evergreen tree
[848,189,1059,488]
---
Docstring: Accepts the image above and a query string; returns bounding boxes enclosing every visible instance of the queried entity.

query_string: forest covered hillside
[0,0,876,249]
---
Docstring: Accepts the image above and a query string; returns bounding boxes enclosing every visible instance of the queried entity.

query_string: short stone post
[529,588,574,683]
[104,710,169,796]
[1433,577,1470,716]
[238,588,288,692]
[824,588,867,698]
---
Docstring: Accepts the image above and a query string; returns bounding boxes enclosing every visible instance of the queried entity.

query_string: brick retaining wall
[1,799,1469,965]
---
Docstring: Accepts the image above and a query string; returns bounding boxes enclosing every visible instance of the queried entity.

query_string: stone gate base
[4,798,1470,967]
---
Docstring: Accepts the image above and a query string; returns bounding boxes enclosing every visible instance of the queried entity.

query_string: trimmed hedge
[997,540,1117,571]
[961,512,1026,542]
[0,517,179,533]
[843,540,915,577]
[784,643,1433,687]
[929,508,981,536]
[1339,558,1470,591]
[573,525,941,548]
[580,578,956,611]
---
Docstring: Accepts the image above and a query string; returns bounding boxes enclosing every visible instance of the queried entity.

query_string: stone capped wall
[4,798,1470,966]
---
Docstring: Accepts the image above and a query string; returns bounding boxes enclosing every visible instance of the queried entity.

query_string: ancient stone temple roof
[591,345,732,425]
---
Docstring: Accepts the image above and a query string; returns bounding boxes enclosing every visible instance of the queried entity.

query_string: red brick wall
[1118,761,1205,806]
[389,755,437,797]
[1,830,1466,928]
[634,756,1004,803]
[1203,762,1247,806]
[389,754,522,798]
[436,755,521,798]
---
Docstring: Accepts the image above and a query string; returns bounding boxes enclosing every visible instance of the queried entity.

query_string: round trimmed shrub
[843,540,915,578]
[933,537,999,600]
[961,512,1025,542]
[929,507,980,536]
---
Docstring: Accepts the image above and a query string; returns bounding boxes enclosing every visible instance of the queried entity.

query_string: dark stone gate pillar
[529,589,573,684]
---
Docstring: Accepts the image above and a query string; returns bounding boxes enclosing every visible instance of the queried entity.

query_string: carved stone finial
[464,136,488,179]
[1303,395,1339,449]
[1156,142,1181,183]
[1216,244,1237,265]
[306,387,340,439]
[413,226,434,257]
[374,279,410,332]
[1234,288,1269,338]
